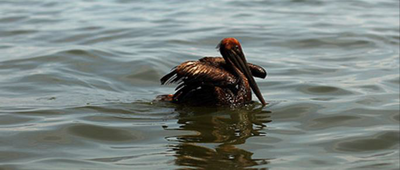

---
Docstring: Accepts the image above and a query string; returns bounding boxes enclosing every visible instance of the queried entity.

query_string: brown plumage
[158,38,267,107]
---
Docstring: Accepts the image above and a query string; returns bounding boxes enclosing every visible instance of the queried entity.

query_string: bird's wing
[248,63,267,79]
[201,57,267,79]
[161,59,236,88]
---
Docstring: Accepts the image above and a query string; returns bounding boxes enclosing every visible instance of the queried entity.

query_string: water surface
[0,0,399,169]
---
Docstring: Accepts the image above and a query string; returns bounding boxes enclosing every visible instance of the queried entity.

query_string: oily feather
[161,56,266,86]
[200,57,267,78]
[161,59,237,88]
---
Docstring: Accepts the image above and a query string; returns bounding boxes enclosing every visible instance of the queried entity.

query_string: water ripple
[0,0,399,169]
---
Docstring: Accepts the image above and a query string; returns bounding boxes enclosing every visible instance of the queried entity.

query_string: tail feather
[160,70,177,85]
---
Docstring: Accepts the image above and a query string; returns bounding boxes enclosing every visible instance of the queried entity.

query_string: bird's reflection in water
[164,105,272,169]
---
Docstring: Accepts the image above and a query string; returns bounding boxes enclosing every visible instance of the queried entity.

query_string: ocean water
[0,0,399,169]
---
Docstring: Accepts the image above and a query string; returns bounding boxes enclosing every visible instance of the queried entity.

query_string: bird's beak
[228,49,266,106]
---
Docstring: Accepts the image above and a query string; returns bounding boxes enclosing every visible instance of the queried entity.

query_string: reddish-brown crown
[218,38,241,51]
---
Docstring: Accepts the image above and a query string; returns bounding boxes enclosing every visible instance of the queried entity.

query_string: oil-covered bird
[158,38,267,107]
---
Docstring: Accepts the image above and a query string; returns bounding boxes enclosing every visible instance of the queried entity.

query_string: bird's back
[159,56,266,106]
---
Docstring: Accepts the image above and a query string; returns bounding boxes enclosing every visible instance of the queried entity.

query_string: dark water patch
[67,123,139,142]
[126,64,164,84]
[80,115,160,124]
[267,128,306,136]
[391,114,399,122]
[0,151,37,163]
[51,32,101,44]
[333,131,399,152]
[21,158,105,170]
[282,37,376,49]
[353,94,399,107]
[355,96,383,106]
[89,155,141,163]
[0,48,117,70]
[0,114,37,125]
[0,164,18,170]
[272,103,322,120]
[307,115,361,130]
[0,15,28,23]
[75,102,178,123]
[385,75,400,85]
[298,85,354,96]
[5,124,98,152]
[60,49,117,62]
[274,67,344,77]
[0,29,38,38]
[353,162,399,170]
[80,29,139,45]
[310,97,336,101]
[342,108,399,118]
[11,109,66,116]
[32,130,74,146]
[315,55,361,62]
[77,105,134,115]
[88,151,169,164]
[355,84,385,93]
[260,80,292,88]
[25,17,61,25]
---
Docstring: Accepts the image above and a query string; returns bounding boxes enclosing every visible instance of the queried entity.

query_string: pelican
[158,38,267,107]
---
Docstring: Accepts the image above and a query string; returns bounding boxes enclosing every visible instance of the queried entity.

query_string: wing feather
[160,57,266,89]
[160,58,236,87]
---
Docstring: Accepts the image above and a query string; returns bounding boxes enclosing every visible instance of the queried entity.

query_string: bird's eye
[235,45,239,49]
